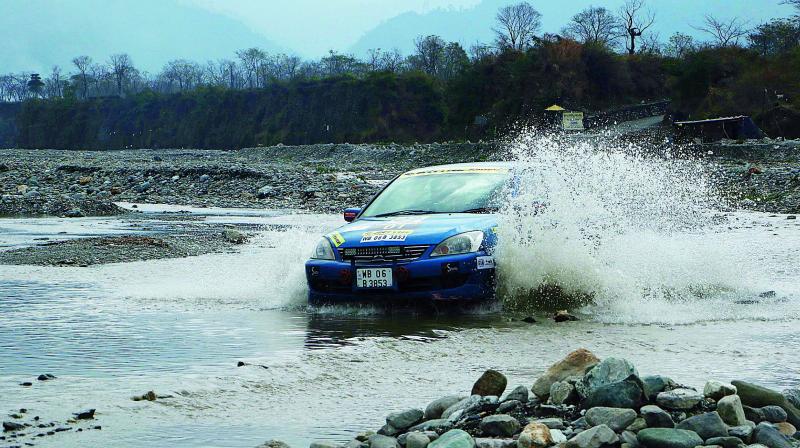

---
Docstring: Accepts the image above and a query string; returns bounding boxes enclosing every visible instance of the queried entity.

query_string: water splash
[492,131,796,322]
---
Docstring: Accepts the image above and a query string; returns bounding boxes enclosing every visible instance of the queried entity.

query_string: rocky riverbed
[1,140,798,219]
[280,349,800,448]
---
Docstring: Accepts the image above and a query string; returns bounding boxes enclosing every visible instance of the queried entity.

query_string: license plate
[356,268,393,288]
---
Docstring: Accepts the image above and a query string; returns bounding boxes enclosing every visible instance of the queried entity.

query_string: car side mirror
[343,207,361,222]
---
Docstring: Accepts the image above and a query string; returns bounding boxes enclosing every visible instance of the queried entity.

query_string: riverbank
[1,139,799,219]
[290,349,800,448]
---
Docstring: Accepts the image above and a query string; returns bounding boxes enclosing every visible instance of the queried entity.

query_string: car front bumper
[305,252,496,305]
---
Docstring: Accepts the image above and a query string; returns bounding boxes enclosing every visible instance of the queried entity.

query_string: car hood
[329,214,497,248]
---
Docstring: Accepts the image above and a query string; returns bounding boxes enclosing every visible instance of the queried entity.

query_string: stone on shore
[386,409,424,430]
[656,388,704,410]
[565,424,618,448]
[442,396,481,420]
[473,370,508,397]
[585,407,638,432]
[475,439,515,448]
[705,436,746,448]
[761,406,788,423]
[429,429,475,448]
[549,381,577,405]
[675,411,728,440]
[752,422,792,448]
[531,349,600,399]
[406,432,432,448]
[731,381,800,427]
[480,415,520,437]
[728,425,755,442]
[640,405,675,428]
[310,442,339,448]
[258,440,291,448]
[501,385,529,403]
[718,395,748,426]
[642,376,676,402]
[410,419,452,433]
[368,434,400,448]
[425,396,465,420]
[784,389,800,409]
[3,421,25,431]
[518,422,553,448]
[705,381,738,400]
[774,422,796,436]
[636,428,703,448]
[583,375,645,409]
[579,358,639,398]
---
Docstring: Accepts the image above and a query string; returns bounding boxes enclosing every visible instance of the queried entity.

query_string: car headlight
[311,237,336,260]
[430,231,484,257]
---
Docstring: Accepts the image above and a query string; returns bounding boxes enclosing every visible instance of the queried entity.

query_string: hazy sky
[186,0,482,56]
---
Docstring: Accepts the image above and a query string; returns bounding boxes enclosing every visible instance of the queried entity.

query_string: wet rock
[19,382,32,387]
[378,423,400,437]
[705,436,746,448]
[479,415,520,437]
[784,389,800,409]
[409,419,452,433]
[656,388,704,410]
[387,409,424,431]
[442,396,481,420]
[37,373,56,381]
[534,418,565,430]
[583,375,645,409]
[731,381,800,427]
[428,429,475,448]
[3,421,25,432]
[774,422,796,437]
[475,438,515,448]
[518,422,553,448]
[752,422,792,448]
[566,424,618,448]
[64,209,84,218]
[745,406,766,423]
[585,407,637,432]
[642,376,676,402]
[369,434,400,448]
[222,229,247,244]
[310,442,339,448]
[425,396,465,420]
[760,406,788,423]
[705,381,738,400]
[258,440,291,448]
[407,432,431,448]
[73,409,95,420]
[626,417,647,433]
[637,428,703,448]
[728,425,755,442]
[579,358,639,398]
[257,185,275,199]
[472,370,507,397]
[497,400,521,413]
[553,310,579,322]
[132,391,158,401]
[718,395,748,426]
[550,381,577,405]
[641,405,675,429]
[675,411,728,440]
[502,385,529,403]
[521,316,537,324]
[531,349,600,399]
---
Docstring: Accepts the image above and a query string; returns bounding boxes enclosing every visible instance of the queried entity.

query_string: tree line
[4,0,800,148]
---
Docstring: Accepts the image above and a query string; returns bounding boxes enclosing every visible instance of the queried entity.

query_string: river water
[1,207,799,448]
[2,136,800,447]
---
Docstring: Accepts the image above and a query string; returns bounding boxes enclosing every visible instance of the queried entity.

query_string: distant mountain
[0,0,284,74]
[350,0,795,56]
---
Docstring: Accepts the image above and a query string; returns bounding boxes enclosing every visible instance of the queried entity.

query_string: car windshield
[360,169,510,218]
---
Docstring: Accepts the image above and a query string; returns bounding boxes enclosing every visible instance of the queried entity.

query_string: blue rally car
[305,162,511,305]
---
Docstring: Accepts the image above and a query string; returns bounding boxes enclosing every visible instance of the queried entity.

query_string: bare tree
[469,42,494,61]
[236,48,267,88]
[45,66,65,98]
[410,35,447,76]
[564,6,622,47]
[380,49,405,72]
[71,56,92,99]
[694,15,750,47]
[619,0,655,55]
[108,53,134,96]
[494,2,542,51]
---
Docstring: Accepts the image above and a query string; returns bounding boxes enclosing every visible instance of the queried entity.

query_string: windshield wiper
[459,207,498,214]
[373,209,438,218]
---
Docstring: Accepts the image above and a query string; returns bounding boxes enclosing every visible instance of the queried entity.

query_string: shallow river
[1,206,799,448]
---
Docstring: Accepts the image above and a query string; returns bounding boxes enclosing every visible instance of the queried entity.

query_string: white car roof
[403,161,514,176]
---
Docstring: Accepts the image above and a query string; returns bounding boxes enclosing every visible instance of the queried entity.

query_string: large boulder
[579,358,639,398]
[640,405,675,429]
[565,425,618,448]
[502,385,529,403]
[442,396,481,420]
[774,422,796,437]
[675,412,728,440]
[425,396,465,420]
[656,389,704,410]
[727,425,754,443]
[429,430,475,448]
[406,433,432,448]
[387,409,424,430]
[517,422,553,448]
[585,407,638,432]
[637,428,703,448]
[642,376,676,402]
[731,381,800,427]
[704,381,738,400]
[549,381,577,405]
[761,406,788,424]
[410,419,452,433]
[531,349,600,399]
[583,375,645,409]
[704,436,746,448]
[479,415,520,437]
[752,422,792,448]
[473,370,508,397]
[718,395,748,426]
[368,434,400,448]
[784,389,800,409]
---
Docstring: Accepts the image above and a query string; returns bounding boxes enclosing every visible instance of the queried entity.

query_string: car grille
[338,245,429,264]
